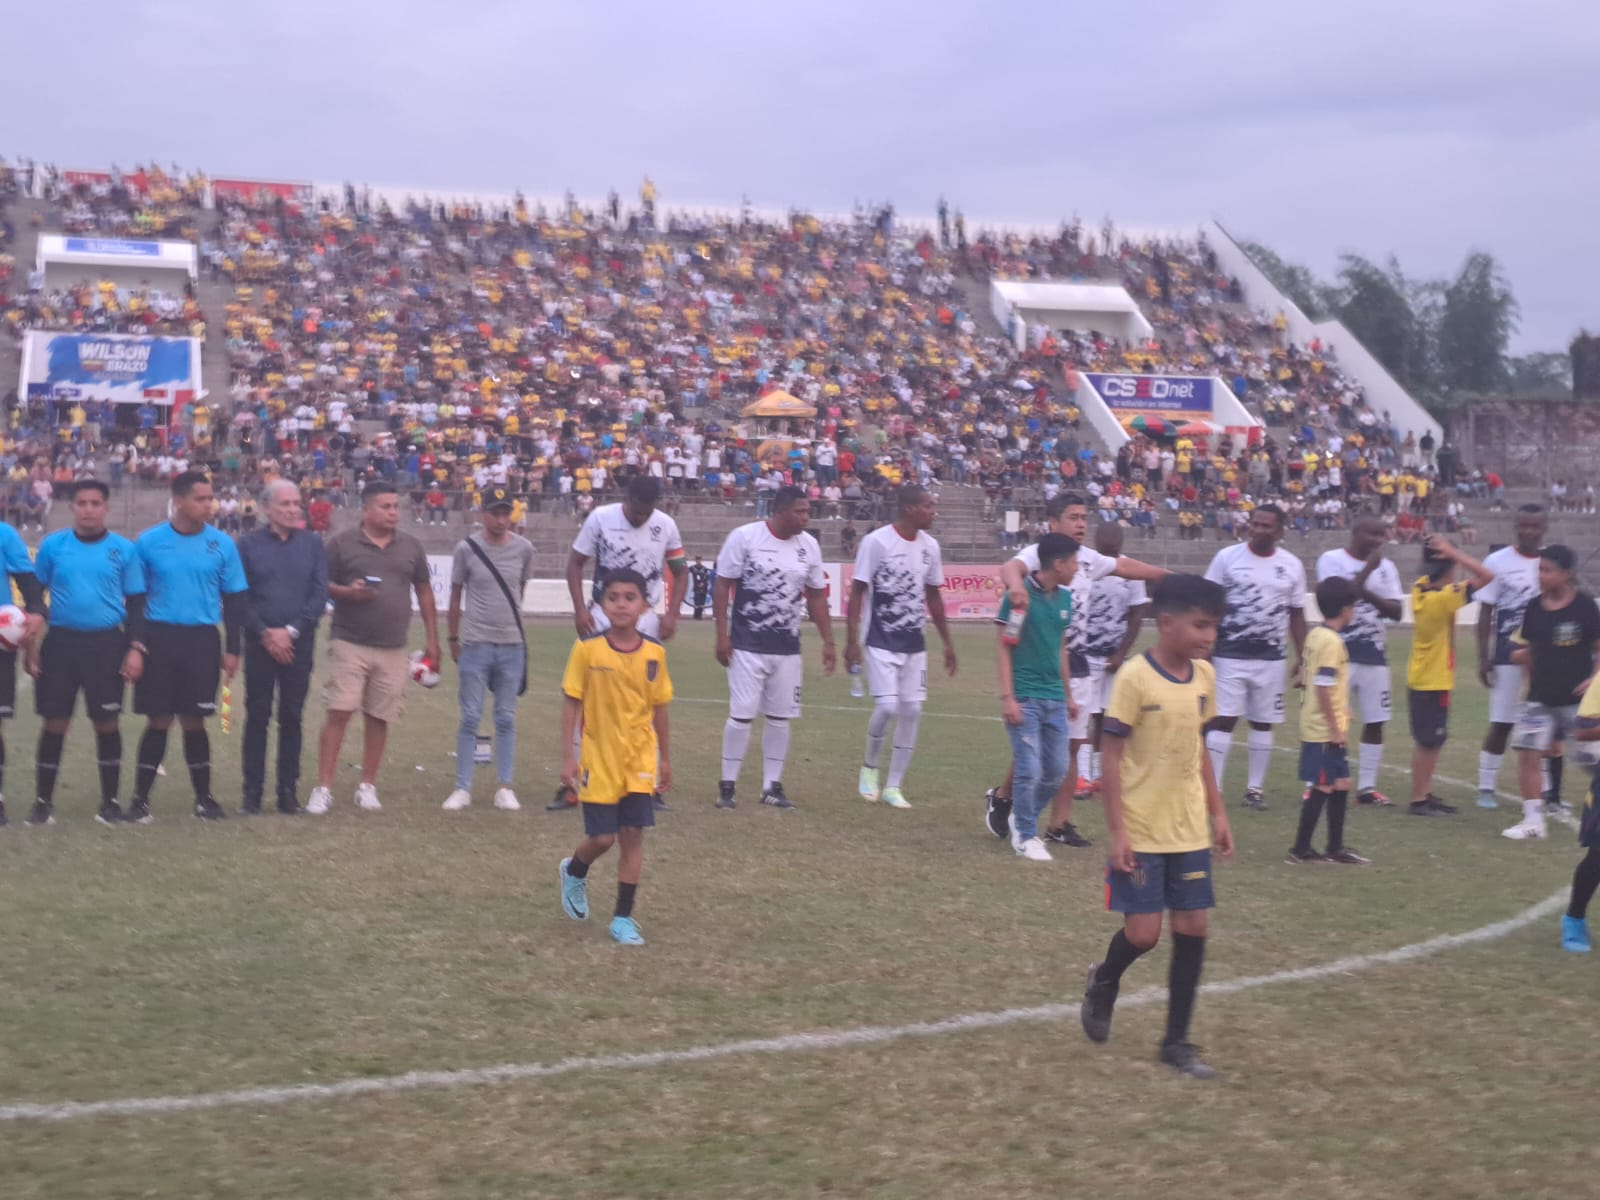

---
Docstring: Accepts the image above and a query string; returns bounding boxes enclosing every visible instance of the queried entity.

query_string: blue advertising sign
[62,237,163,257]
[1085,373,1213,413]
[25,333,195,403]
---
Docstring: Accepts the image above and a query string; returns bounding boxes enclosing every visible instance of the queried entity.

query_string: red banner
[211,177,314,209]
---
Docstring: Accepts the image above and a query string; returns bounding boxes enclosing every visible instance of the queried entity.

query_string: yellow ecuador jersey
[1408,578,1472,691]
[561,633,674,804]
[1103,653,1216,854]
[1300,625,1349,743]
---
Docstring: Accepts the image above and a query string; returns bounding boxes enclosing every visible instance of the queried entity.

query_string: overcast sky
[12,0,1595,351]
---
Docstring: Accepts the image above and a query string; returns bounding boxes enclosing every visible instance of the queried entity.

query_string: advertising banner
[62,237,162,257]
[938,565,1006,620]
[211,177,315,209]
[1085,373,1213,416]
[21,331,200,404]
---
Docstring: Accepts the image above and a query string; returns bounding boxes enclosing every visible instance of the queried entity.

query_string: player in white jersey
[1315,516,1404,805]
[1473,504,1549,809]
[714,487,836,810]
[1203,504,1308,811]
[1077,521,1148,794]
[845,486,958,810]
[560,476,686,811]
[985,492,1167,847]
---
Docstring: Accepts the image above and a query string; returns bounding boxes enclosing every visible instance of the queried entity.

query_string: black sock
[616,881,638,919]
[566,855,590,879]
[96,729,122,804]
[183,728,211,803]
[1293,790,1328,853]
[1164,933,1207,1046]
[0,732,7,797]
[36,730,65,804]
[1568,849,1600,920]
[1325,789,1349,853]
[134,727,168,802]
[1095,929,1151,987]
[1549,757,1565,801]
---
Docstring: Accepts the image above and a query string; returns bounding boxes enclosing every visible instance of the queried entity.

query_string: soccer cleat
[1242,788,1268,812]
[240,797,263,816]
[558,858,589,920]
[1501,820,1546,840]
[984,788,1012,839]
[609,915,646,946]
[880,787,911,810]
[1408,800,1441,817]
[650,792,669,813]
[1285,847,1328,865]
[95,799,125,826]
[1545,798,1574,819]
[760,783,795,809]
[126,798,153,824]
[1159,1041,1219,1080]
[26,800,54,827]
[1045,822,1092,847]
[546,784,578,811]
[306,786,332,815]
[858,765,881,802]
[1424,795,1458,815]
[1325,847,1371,865]
[276,798,304,816]
[1016,836,1053,862]
[494,788,522,812]
[443,788,473,811]
[1474,789,1499,810]
[1561,915,1592,953]
[1074,777,1095,800]
[715,781,737,810]
[1357,789,1392,807]
[1081,963,1118,1043]
[194,797,228,821]
[355,783,382,811]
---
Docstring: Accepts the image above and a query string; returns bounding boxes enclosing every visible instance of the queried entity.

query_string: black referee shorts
[36,627,128,720]
[0,643,15,718]
[134,622,222,718]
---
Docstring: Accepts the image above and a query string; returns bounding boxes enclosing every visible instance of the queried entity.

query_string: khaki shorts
[324,640,409,722]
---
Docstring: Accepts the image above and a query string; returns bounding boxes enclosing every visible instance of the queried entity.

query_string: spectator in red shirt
[425,485,448,526]
[307,493,334,534]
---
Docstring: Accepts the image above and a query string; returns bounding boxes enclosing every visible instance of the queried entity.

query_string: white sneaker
[1017,837,1054,862]
[494,787,521,812]
[355,783,382,811]
[1008,811,1023,853]
[1501,820,1546,840]
[442,788,472,811]
[306,786,332,815]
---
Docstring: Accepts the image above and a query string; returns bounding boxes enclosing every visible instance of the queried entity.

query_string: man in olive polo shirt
[307,482,441,814]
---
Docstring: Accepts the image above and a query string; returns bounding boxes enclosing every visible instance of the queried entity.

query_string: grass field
[2,619,1596,1199]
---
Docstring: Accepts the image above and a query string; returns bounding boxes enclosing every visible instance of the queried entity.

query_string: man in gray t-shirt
[444,487,536,811]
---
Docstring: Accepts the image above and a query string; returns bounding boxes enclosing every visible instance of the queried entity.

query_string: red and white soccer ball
[0,604,27,650]
[409,650,441,688]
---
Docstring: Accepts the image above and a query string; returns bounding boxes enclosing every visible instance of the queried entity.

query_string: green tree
[1323,254,1437,398]
[1437,251,1519,395]
[1239,240,1326,318]
[1506,351,1572,395]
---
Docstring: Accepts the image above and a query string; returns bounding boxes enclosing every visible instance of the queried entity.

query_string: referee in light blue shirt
[0,515,45,828]
[28,480,147,825]
[128,471,249,823]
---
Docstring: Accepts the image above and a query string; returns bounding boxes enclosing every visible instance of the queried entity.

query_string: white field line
[0,708,1572,1124]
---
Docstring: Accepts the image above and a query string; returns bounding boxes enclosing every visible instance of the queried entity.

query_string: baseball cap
[480,485,514,511]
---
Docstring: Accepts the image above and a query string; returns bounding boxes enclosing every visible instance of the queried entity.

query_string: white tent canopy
[990,280,1154,348]
[36,234,197,283]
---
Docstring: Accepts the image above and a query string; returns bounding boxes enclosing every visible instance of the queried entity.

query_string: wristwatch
[287,626,301,641]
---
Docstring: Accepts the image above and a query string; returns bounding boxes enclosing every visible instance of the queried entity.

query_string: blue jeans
[456,642,524,789]
[1004,698,1069,840]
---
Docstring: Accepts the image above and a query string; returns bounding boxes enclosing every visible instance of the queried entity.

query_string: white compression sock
[1246,728,1275,792]
[864,700,895,769]
[762,719,791,790]
[1522,797,1544,825]
[721,718,752,783]
[886,702,922,790]
[1077,743,1093,781]
[1206,730,1233,791]
[1089,749,1101,781]
[1479,751,1503,793]
[1357,741,1382,794]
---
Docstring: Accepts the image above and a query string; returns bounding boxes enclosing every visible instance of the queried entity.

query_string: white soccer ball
[0,604,27,650]
[409,650,441,688]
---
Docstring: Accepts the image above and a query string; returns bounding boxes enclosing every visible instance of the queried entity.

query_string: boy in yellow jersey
[1080,574,1233,1080]
[1561,674,1600,951]
[1407,537,1494,816]
[1287,577,1364,864]
[558,569,673,946]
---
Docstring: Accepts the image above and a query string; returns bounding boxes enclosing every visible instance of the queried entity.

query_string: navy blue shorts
[581,793,655,837]
[1298,741,1350,788]
[1106,849,1215,914]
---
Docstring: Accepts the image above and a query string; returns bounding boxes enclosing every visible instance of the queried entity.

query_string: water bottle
[1001,607,1026,646]
[849,661,865,698]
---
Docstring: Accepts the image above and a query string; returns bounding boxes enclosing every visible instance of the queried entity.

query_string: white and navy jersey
[1081,573,1149,659]
[854,525,942,654]
[572,502,683,609]
[1205,542,1307,661]
[716,521,826,656]
[1316,548,1403,666]
[1477,546,1542,666]
[1012,542,1118,673]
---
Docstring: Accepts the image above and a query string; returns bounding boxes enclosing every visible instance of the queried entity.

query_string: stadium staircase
[0,195,53,402]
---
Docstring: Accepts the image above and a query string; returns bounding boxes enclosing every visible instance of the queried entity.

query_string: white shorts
[1489,663,1523,726]
[1510,703,1579,753]
[588,602,660,640]
[728,650,803,721]
[1086,655,1115,714]
[1069,674,1094,740]
[864,646,927,705]
[1214,657,1288,725]
[1347,663,1393,726]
